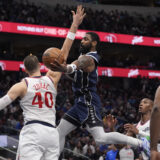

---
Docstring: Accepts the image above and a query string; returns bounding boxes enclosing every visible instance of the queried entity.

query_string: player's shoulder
[85,51,99,63]
[135,122,139,128]
[11,80,27,93]
[42,75,54,83]
[20,78,29,88]
[156,85,160,93]
[86,51,98,57]
[32,75,54,84]
[137,120,150,127]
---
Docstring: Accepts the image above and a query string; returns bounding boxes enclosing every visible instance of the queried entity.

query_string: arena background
[0,0,160,159]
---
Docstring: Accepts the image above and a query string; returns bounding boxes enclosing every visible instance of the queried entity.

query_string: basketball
[42,47,64,69]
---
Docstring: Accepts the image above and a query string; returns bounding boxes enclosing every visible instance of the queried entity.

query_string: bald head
[139,98,153,114]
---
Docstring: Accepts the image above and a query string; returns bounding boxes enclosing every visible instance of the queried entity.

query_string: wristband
[67,32,76,40]
[66,64,77,74]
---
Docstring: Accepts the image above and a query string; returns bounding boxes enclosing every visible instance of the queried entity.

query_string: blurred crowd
[101,55,158,70]
[0,0,160,37]
[0,0,160,159]
[0,67,159,159]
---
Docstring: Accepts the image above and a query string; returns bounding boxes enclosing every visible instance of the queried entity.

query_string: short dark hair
[86,32,100,47]
[23,54,39,73]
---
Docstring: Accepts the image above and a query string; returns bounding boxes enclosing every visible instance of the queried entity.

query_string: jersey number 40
[32,92,53,108]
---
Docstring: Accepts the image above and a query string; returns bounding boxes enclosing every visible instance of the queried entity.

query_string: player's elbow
[82,65,95,73]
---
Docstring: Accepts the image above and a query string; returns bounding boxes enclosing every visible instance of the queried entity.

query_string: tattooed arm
[51,55,96,73]
[75,55,95,72]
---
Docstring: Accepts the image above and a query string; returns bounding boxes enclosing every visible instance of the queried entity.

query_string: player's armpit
[7,81,27,101]
[77,55,95,72]
[46,70,62,89]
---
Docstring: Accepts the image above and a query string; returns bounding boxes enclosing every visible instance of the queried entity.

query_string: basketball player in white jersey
[0,5,86,160]
[124,98,153,159]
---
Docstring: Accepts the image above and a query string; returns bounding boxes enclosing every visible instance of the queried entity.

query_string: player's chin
[138,109,142,113]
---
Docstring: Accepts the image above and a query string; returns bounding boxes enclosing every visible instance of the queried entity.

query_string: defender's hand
[104,114,117,131]
[50,60,67,73]
[72,5,86,27]
[124,123,139,135]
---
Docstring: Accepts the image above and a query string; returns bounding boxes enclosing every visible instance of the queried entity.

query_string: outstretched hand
[72,5,86,27]
[50,60,67,73]
[104,114,117,131]
[124,123,139,135]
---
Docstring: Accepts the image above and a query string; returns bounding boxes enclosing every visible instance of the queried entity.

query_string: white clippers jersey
[136,120,150,160]
[20,76,57,126]
[136,120,150,140]
[136,120,160,159]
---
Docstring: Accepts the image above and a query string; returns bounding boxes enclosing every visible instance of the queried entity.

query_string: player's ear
[38,63,41,68]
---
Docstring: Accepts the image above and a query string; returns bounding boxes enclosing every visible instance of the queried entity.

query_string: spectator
[0,70,159,159]
[105,144,119,160]
[118,145,138,160]
[0,0,160,37]
[73,141,83,156]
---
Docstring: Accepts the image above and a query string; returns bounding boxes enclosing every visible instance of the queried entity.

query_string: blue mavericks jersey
[64,51,102,125]
[72,51,99,95]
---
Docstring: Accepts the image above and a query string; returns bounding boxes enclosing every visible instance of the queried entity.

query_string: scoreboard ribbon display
[1,60,160,79]
[0,21,160,47]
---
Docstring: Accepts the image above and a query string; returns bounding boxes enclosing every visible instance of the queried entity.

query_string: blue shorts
[63,91,102,127]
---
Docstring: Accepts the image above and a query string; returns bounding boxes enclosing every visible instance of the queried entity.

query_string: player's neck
[140,112,151,124]
[90,48,96,52]
[29,71,41,77]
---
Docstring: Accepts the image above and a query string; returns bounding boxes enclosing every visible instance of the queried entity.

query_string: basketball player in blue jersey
[51,32,150,157]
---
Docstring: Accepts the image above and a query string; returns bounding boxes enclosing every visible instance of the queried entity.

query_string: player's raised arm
[46,5,86,86]
[47,5,86,86]
[150,86,160,153]
[61,5,86,62]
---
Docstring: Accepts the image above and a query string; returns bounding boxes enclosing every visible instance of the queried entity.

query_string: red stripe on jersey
[24,78,28,87]
[47,76,54,85]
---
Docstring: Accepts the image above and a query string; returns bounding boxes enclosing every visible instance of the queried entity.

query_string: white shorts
[16,123,59,160]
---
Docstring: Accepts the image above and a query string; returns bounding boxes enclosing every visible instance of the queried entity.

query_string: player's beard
[79,43,92,54]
